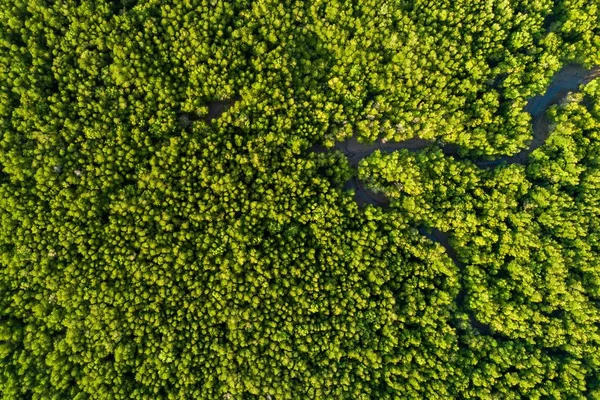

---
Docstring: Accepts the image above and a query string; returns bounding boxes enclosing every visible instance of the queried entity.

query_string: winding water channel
[200,65,599,335]
[314,64,599,335]
[313,64,600,208]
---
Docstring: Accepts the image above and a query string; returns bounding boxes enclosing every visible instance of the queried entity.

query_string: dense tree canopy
[360,79,600,398]
[0,0,599,398]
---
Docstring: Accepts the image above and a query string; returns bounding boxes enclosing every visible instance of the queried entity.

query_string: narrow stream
[312,63,599,336]
[317,64,600,207]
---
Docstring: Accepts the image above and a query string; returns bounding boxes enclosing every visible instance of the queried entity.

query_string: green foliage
[360,78,600,398]
[0,0,598,398]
